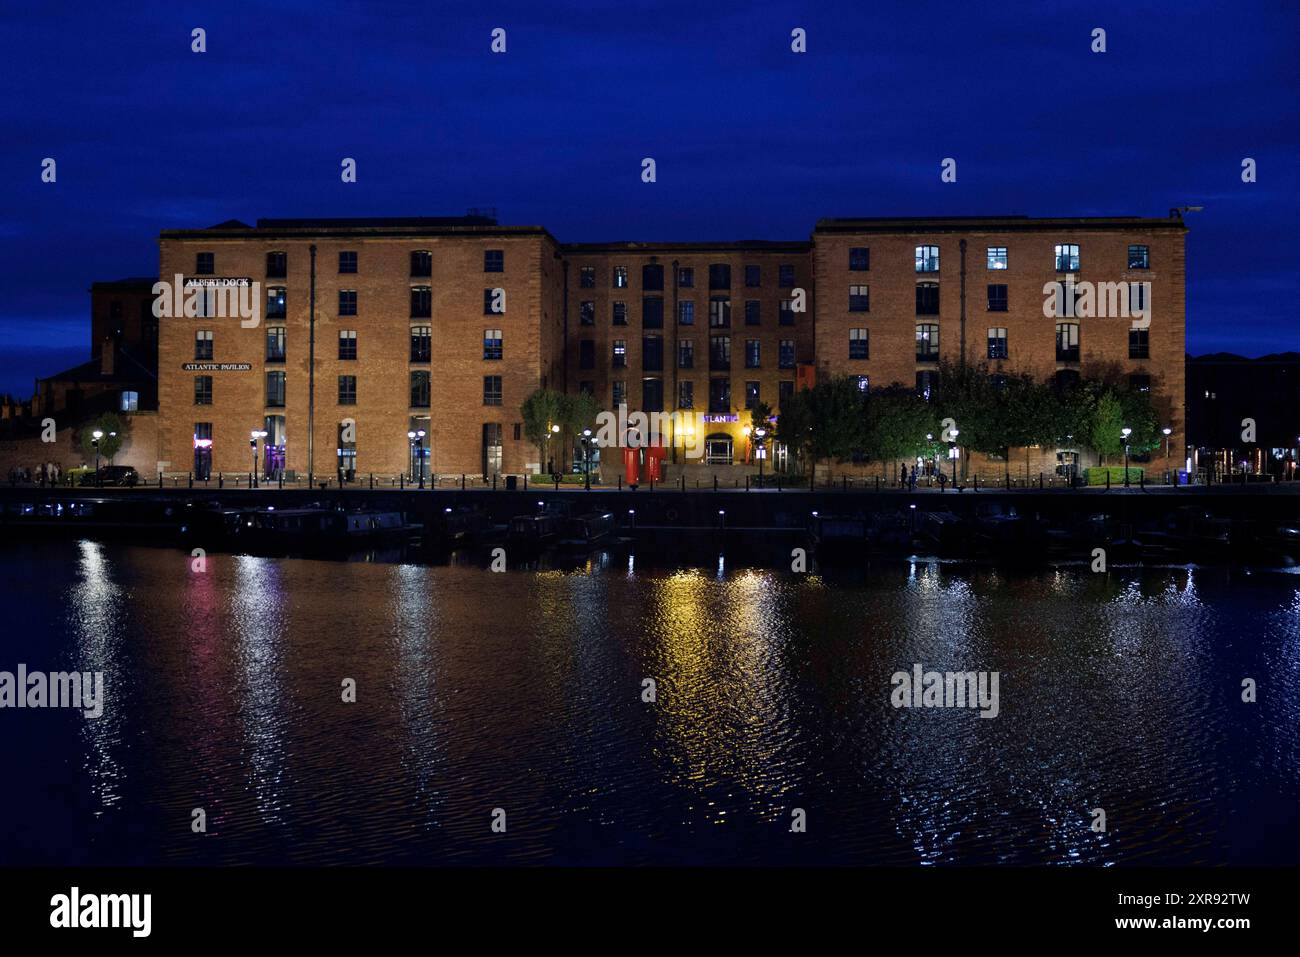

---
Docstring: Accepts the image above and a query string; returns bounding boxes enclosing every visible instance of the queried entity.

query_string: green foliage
[559,391,602,436]
[807,376,868,463]
[863,386,937,470]
[748,400,774,435]
[78,412,129,464]
[1087,392,1126,464]
[521,388,564,461]
[774,388,815,471]
[1085,466,1144,486]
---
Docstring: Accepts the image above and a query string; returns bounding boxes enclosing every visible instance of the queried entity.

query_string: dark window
[484,288,503,315]
[642,336,663,371]
[745,300,761,325]
[613,301,628,325]
[745,339,760,368]
[987,284,1008,312]
[779,380,795,405]
[266,371,286,408]
[709,296,731,328]
[678,339,694,369]
[916,282,940,315]
[266,327,286,362]
[849,284,870,312]
[849,328,869,359]
[987,327,1008,360]
[410,286,431,318]
[194,330,213,360]
[643,378,664,413]
[194,376,213,405]
[779,339,795,369]
[579,339,595,369]
[338,375,357,405]
[778,264,795,288]
[916,370,938,401]
[579,266,595,288]
[642,296,664,329]
[677,301,693,325]
[779,300,795,325]
[483,328,503,361]
[338,289,357,316]
[410,371,431,408]
[410,250,432,277]
[1129,374,1151,393]
[266,286,286,320]
[709,263,731,290]
[1128,328,1150,359]
[849,247,870,271]
[196,252,214,275]
[580,301,595,325]
[482,376,501,405]
[744,264,761,287]
[916,324,939,361]
[579,382,594,396]
[612,380,626,406]
[484,249,504,273]
[642,264,664,291]
[1056,323,1080,361]
[709,378,731,413]
[339,251,357,274]
[338,330,357,360]
[410,326,431,362]
[612,339,627,368]
[678,267,694,288]
[745,381,761,409]
[710,335,731,371]
[678,380,695,409]
[266,251,287,278]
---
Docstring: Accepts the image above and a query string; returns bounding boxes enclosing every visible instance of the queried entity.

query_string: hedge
[1084,466,1144,485]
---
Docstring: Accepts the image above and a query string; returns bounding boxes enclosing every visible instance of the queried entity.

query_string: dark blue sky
[2,0,1296,397]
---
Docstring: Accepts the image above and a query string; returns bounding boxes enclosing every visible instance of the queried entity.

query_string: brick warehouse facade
[153,214,1185,481]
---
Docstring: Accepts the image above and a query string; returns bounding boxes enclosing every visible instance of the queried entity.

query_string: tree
[78,412,128,465]
[521,388,564,470]
[748,400,774,434]
[1087,391,1126,465]
[863,386,937,479]
[807,376,868,477]
[774,388,815,477]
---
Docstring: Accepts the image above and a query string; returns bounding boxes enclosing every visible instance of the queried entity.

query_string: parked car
[79,465,139,487]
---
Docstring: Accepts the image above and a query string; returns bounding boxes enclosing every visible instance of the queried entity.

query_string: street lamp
[582,428,593,490]
[249,429,267,487]
[545,423,560,477]
[1121,427,1132,486]
[949,428,960,489]
[91,429,103,486]
[755,426,768,486]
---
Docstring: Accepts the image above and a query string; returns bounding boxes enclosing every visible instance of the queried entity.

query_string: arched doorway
[705,432,733,466]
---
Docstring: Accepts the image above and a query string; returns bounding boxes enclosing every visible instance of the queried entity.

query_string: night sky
[1,0,1296,398]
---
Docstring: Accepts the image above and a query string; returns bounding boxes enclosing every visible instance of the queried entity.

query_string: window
[678,339,695,369]
[849,328,869,360]
[916,282,939,315]
[1054,244,1080,272]
[613,266,628,288]
[579,266,595,288]
[578,382,594,396]
[855,375,869,393]
[779,339,795,369]
[194,376,213,405]
[613,301,628,325]
[916,370,937,401]
[337,422,357,475]
[266,251,287,278]
[643,378,664,413]
[744,264,761,287]
[849,284,870,312]
[990,373,1008,391]
[915,245,939,272]
[196,252,214,275]
[266,326,286,362]
[410,250,432,277]
[642,296,664,329]
[745,381,761,409]
[642,336,663,371]
[194,329,213,360]
[483,375,502,406]
[338,289,357,316]
[709,296,731,328]
[266,286,286,320]
[778,264,795,288]
[1129,282,1149,315]
[484,288,504,314]
[1128,245,1150,269]
[579,339,596,369]
[987,327,1008,360]
[1129,328,1149,359]
[119,390,139,413]
[779,380,794,405]
[710,335,731,370]
[987,247,1008,270]
[266,371,286,407]
[612,380,627,406]
[709,378,731,413]
[779,300,795,325]
[709,263,731,290]
[745,300,761,325]
[410,371,431,407]
[338,375,357,405]
[916,324,939,361]
[580,301,595,326]
[987,284,1008,311]
[1056,322,1080,361]
[613,339,627,368]
[410,286,431,318]
[410,325,431,362]
[1129,374,1151,393]
[483,328,503,360]
[849,247,870,271]
[745,339,761,368]
[642,264,664,291]
[677,301,694,325]
[678,380,695,409]
[484,249,504,273]
[339,251,357,274]
[338,329,357,360]
[678,267,694,288]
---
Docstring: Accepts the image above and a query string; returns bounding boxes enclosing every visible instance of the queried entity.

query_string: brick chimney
[100,338,115,376]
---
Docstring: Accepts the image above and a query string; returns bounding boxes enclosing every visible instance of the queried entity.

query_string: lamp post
[755,426,767,486]
[1066,433,1074,486]
[417,429,426,488]
[92,429,103,486]
[546,423,559,478]
[249,429,267,487]
[407,431,417,484]
[949,428,960,488]
[1121,427,1132,486]
[582,429,593,490]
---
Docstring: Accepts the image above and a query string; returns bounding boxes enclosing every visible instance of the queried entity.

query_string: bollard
[1039,472,1043,490]
[400,474,405,489]
[618,476,622,491]
[875,475,880,492]
[1140,471,1145,490]
[218,473,224,489]
[369,472,374,490]
[843,476,847,492]
[974,474,979,492]
[681,475,685,492]
[492,474,497,491]
[745,475,750,492]
[714,476,718,492]
[1106,472,1111,491]
[554,474,559,491]
[650,475,655,492]
[462,474,467,491]
[188,472,193,489]
[278,471,284,489]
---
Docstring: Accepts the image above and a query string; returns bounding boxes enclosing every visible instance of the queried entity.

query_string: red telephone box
[646,441,666,482]
[622,447,640,485]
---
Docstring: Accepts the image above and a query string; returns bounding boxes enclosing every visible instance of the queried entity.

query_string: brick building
[153,213,1185,481]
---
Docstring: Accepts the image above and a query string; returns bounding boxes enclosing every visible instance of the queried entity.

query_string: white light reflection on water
[69,540,126,810]
[389,563,445,826]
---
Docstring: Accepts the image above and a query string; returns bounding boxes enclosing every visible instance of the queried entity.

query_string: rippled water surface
[1,540,1298,865]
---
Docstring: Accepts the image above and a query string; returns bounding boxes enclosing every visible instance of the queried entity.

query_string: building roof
[560,239,812,254]
[39,345,156,385]
[814,215,1189,234]
[159,215,554,242]
[89,277,158,292]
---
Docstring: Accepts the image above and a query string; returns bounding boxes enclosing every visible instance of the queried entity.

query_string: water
[1,539,1297,866]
